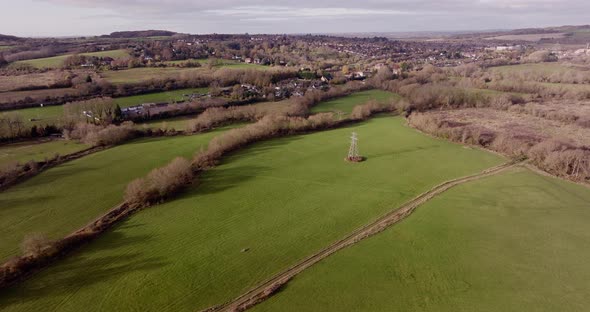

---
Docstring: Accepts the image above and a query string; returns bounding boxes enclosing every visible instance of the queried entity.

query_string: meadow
[0,128,230,261]
[13,49,129,69]
[0,88,211,127]
[0,140,89,169]
[101,61,272,84]
[0,116,504,311]
[254,167,590,312]
[311,90,400,114]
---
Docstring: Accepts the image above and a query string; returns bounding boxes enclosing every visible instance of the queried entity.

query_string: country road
[202,161,519,312]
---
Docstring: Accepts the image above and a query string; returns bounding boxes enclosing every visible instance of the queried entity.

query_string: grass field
[311,90,400,114]
[0,140,89,169]
[165,58,272,70]
[0,128,230,262]
[0,45,14,51]
[101,62,273,84]
[112,88,209,108]
[0,88,211,127]
[14,50,129,69]
[0,116,504,311]
[254,167,590,312]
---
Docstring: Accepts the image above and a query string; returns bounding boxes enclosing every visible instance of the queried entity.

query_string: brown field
[0,88,81,106]
[430,107,590,147]
[0,71,75,93]
[485,33,567,41]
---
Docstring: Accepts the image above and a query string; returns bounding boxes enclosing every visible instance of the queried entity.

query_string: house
[244,58,252,64]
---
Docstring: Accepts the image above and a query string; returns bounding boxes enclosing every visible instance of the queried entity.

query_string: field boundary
[202,161,519,312]
[0,145,109,191]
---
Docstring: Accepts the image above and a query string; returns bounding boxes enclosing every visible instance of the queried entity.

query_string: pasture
[13,49,129,69]
[0,140,88,169]
[101,62,273,84]
[0,88,211,127]
[0,128,230,262]
[254,167,590,312]
[0,116,504,311]
[311,90,399,114]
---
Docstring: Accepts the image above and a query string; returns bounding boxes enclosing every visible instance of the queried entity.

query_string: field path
[202,161,519,312]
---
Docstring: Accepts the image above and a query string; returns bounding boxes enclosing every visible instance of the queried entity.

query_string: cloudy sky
[2,0,590,37]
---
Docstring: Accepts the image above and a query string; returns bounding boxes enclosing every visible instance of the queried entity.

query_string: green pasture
[0,88,211,127]
[14,49,129,69]
[255,167,590,312]
[0,128,230,262]
[0,116,504,311]
[0,140,89,169]
[311,90,400,114]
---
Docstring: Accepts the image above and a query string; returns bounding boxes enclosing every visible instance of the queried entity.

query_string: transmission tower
[347,132,360,161]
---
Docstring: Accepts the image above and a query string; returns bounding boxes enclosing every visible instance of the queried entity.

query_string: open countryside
[1,3,590,312]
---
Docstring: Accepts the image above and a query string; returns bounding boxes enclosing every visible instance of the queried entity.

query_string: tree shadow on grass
[16,163,101,189]
[196,165,270,196]
[364,145,439,160]
[0,228,168,308]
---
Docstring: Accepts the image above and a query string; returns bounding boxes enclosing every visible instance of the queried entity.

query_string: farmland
[100,61,274,84]
[490,62,590,75]
[0,128,230,261]
[13,49,130,69]
[0,116,504,311]
[0,140,88,169]
[0,88,211,127]
[311,90,400,114]
[254,167,590,312]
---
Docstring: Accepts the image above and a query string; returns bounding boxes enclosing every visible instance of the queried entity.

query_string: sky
[2,0,590,37]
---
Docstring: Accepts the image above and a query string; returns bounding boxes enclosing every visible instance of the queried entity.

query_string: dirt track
[202,161,519,312]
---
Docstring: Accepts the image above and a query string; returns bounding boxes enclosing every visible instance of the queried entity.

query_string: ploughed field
[0,128,230,261]
[0,116,504,311]
[254,167,590,312]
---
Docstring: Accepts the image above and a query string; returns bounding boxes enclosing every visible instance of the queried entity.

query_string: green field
[165,58,271,70]
[0,88,211,127]
[0,140,89,169]
[0,128,230,261]
[0,45,14,51]
[14,49,129,69]
[311,90,400,114]
[255,167,590,312]
[0,116,504,311]
[113,88,209,108]
[101,62,273,84]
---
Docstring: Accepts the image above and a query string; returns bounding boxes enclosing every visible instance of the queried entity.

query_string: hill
[101,30,177,38]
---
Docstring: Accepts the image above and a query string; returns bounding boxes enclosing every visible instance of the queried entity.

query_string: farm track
[202,161,520,312]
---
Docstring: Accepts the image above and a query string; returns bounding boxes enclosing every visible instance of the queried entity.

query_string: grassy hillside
[0,116,504,311]
[311,90,400,115]
[0,140,89,169]
[0,128,230,261]
[254,167,590,312]
[14,50,129,69]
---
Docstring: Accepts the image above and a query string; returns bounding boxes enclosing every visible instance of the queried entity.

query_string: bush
[65,121,137,146]
[20,233,52,256]
[124,157,194,207]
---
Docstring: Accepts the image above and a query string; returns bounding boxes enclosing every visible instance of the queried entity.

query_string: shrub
[124,157,194,207]
[20,233,52,256]
[65,121,137,146]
